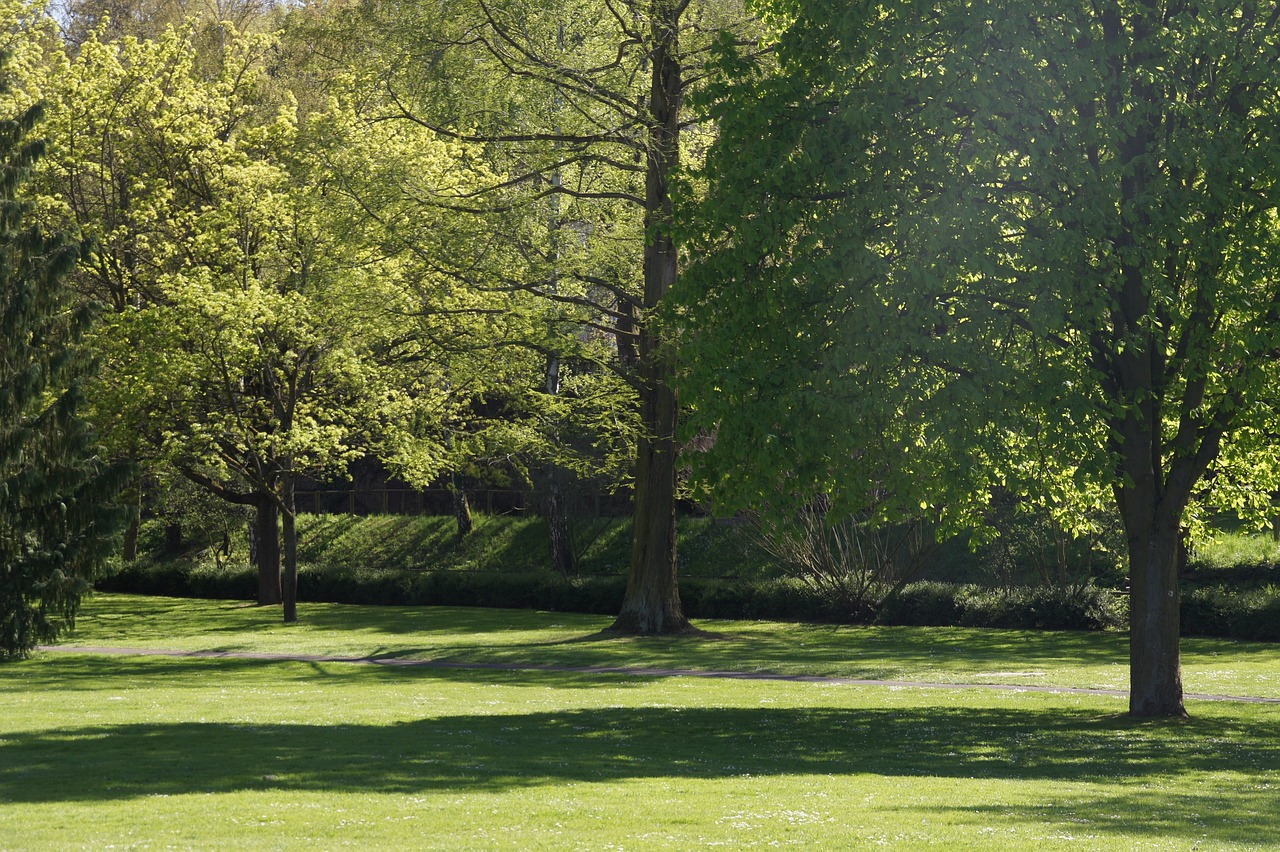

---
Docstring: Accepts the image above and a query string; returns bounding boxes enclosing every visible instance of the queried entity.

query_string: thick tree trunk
[613,372,687,633]
[252,496,282,605]
[281,476,298,624]
[1100,8,1190,718]
[609,0,688,635]
[1125,510,1187,717]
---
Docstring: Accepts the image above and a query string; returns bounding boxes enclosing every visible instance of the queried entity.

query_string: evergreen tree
[0,79,128,659]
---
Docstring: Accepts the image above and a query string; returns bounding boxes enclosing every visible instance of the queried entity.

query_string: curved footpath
[36,644,1280,705]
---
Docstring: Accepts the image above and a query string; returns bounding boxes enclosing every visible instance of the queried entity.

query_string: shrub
[877,582,971,626]
[877,582,1126,631]
[747,499,935,617]
[1181,585,1280,642]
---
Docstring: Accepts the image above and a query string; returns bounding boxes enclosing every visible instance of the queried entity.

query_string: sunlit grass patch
[3,648,1279,849]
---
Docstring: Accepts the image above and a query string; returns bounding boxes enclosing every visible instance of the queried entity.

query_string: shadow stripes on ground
[36,645,1280,705]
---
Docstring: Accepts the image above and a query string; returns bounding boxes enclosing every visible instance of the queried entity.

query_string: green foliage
[143,477,250,565]
[679,0,1280,534]
[289,0,652,496]
[38,26,415,489]
[0,60,128,658]
[976,498,1127,591]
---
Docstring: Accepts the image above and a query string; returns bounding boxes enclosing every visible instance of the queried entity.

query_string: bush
[877,582,971,626]
[877,582,1126,631]
[98,558,255,600]
[100,557,1131,633]
[681,577,830,621]
[1181,585,1280,642]
[747,502,934,617]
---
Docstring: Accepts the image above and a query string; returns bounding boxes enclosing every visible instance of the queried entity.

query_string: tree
[310,0,760,633]
[677,0,1280,717]
[38,24,430,621]
[0,62,128,659]
[300,69,642,567]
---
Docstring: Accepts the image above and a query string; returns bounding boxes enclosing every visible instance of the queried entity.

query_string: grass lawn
[2,594,1278,849]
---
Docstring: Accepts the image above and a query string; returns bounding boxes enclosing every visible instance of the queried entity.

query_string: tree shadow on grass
[3,704,1279,845]
[0,655,652,693]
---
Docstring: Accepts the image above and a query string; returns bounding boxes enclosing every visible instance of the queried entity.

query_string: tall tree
[314,0,759,633]
[0,63,128,659]
[678,0,1280,717]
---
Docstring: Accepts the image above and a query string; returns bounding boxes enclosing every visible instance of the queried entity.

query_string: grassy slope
[4,594,1278,849]
[294,512,769,578]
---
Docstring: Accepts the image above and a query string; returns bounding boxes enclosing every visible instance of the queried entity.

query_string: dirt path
[37,644,1280,705]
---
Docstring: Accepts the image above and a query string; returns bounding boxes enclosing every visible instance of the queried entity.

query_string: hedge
[1181,585,1280,642]
[98,560,1144,632]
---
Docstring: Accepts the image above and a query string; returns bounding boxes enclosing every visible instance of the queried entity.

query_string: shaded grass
[3,651,1280,849]
[54,593,1280,701]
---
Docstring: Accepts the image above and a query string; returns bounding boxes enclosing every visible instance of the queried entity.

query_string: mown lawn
[55,593,1280,699]
[2,593,1278,849]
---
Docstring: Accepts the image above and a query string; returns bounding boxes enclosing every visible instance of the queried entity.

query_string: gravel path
[37,644,1280,705]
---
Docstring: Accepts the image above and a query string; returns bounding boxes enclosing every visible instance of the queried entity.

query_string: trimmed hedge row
[99,560,1132,631]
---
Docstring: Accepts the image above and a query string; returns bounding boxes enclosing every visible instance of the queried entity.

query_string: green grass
[58,593,1280,699]
[5,593,1280,849]
[1192,529,1280,571]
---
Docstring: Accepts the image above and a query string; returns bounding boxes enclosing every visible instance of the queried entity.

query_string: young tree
[678,0,1280,717]
[0,67,128,658]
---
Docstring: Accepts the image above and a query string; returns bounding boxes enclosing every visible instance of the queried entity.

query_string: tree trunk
[613,372,686,633]
[1125,507,1187,718]
[610,0,688,635]
[252,496,282,605]
[1098,1,1189,721]
[452,484,473,540]
[545,477,577,575]
[121,517,139,562]
[281,475,298,624]
[163,522,183,553]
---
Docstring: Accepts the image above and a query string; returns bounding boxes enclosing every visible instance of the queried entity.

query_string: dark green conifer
[0,72,128,659]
